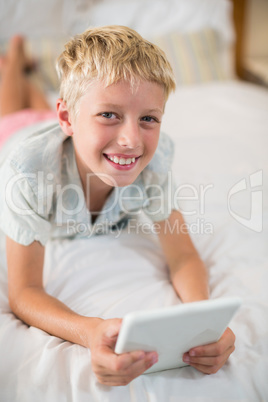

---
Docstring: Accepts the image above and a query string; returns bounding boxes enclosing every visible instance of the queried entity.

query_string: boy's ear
[56,99,74,136]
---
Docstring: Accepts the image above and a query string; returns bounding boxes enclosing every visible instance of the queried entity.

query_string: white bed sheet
[0,81,267,401]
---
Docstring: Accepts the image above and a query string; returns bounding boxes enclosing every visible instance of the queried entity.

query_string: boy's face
[58,79,165,189]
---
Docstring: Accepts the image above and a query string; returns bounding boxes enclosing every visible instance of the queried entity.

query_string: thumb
[104,319,122,339]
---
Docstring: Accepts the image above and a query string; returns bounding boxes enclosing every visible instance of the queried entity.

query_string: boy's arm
[157,209,209,302]
[6,237,157,386]
[7,237,100,346]
[157,210,235,374]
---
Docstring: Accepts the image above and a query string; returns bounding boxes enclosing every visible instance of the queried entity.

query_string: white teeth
[107,155,137,165]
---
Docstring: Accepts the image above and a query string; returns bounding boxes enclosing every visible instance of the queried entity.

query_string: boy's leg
[26,79,51,111]
[0,35,50,117]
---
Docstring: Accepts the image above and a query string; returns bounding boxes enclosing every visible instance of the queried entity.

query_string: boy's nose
[117,122,142,149]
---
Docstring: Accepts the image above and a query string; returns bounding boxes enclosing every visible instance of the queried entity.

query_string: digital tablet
[115,297,241,374]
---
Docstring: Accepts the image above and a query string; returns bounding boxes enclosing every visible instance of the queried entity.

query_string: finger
[94,345,157,373]
[187,350,231,374]
[104,320,122,338]
[117,350,158,371]
[94,352,158,385]
[102,320,122,346]
[185,362,220,375]
[183,345,235,367]
[188,327,235,358]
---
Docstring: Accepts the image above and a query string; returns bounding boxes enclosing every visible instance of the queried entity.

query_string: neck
[76,162,113,215]
[73,146,114,219]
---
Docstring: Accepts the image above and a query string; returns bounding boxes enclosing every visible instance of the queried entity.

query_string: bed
[0,0,268,401]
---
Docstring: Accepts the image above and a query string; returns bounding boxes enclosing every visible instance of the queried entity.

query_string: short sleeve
[0,161,52,246]
[142,132,177,222]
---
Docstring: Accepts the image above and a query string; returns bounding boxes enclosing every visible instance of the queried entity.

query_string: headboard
[231,0,247,77]
[231,0,266,86]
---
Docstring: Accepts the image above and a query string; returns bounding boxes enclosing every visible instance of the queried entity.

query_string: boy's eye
[101,112,116,119]
[141,116,159,123]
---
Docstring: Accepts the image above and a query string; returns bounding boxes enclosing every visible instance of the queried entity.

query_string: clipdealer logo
[4,169,264,234]
[227,170,263,233]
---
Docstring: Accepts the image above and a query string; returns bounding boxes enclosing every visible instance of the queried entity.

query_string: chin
[112,174,139,188]
[96,173,136,188]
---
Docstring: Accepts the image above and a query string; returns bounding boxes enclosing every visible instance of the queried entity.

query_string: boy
[0,26,235,386]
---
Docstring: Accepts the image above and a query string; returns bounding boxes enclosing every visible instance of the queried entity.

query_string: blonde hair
[56,25,176,118]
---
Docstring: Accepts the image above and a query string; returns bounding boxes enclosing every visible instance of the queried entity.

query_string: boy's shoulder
[1,123,71,199]
[7,123,68,176]
[144,131,174,181]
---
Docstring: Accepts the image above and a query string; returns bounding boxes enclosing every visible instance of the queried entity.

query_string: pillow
[0,28,230,93]
[0,0,235,84]
[153,28,228,85]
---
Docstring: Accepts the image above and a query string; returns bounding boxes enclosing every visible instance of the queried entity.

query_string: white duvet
[0,81,267,401]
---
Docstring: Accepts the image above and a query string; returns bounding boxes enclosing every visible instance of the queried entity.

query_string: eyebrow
[98,104,164,114]
[145,108,164,114]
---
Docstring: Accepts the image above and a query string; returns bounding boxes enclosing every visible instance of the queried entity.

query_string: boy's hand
[182,327,235,374]
[90,318,158,386]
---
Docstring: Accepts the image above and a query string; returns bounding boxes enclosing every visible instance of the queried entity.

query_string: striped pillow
[0,29,226,91]
[153,29,227,85]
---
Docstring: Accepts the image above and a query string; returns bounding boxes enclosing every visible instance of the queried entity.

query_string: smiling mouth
[104,154,140,166]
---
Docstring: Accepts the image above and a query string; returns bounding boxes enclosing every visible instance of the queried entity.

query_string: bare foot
[0,56,6,71]
[5,35,35,73]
